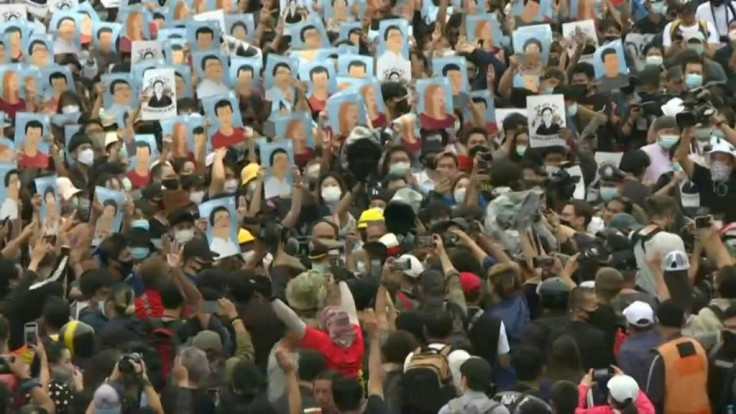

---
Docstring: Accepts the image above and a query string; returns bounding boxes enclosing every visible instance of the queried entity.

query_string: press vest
[657,336,711,414]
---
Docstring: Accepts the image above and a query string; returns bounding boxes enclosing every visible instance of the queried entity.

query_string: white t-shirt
[631,227,686,297]
[696,1,736,38]
[662,19,721,47]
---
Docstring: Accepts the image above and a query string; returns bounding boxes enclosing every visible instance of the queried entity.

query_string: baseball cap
[240,163,259,185]
[285,271,328,311]
[664,250,689,271]
[607,375,640,403]
[57,176,81,201]
[706,137,736,157]
[459,357,492,391]
[609,213,644,233]
[459,272,482,296]
[191,330,223,353]
[141,184,163,202]
[182,237,219,262]
[657,300,685,328]
[93,382,122,414]
[684,31,705,43]
[623,301,655,327]
[397,254,424,278]
[357,208,385,229]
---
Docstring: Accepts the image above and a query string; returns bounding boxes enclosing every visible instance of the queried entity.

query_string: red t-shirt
[127,169,151,188]
[419,113,455,131]
[212,127,245,149]
[135,290,164,320]
[300,325,364,378]
[0,98,26,120]
[19,151,49,169]
[371,113,387,129]
[308,94,329,112]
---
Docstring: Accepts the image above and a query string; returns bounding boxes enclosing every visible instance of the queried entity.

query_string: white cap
[378,233,399,250]
[579,280,595,289]
[607,375,640,403]
[706,137,736,157]
[664,250,689,272]
[623,300,655,327]
[684,31,705,43]
[56,176,81,201]
[397,254,424,278]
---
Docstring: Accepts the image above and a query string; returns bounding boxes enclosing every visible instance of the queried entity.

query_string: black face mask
[722,330,736,355]
[162,179,180,190]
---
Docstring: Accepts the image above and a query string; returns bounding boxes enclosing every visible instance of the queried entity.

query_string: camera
[593,368,613,381]
[391,258,411,271]
[676,88,716,129]
[118,353,143,376]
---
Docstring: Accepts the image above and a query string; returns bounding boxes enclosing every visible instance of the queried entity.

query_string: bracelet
[230,316,243,326]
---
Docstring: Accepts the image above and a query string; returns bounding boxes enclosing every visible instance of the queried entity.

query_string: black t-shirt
[691,163,736,223]
[365,395,389,414]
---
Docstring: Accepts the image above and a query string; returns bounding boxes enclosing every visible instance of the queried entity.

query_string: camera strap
[714,181,729,197]
[710,1,736,38]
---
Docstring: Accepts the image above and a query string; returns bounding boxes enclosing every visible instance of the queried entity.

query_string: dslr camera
[676,88,716,129]
[118,353,143,376]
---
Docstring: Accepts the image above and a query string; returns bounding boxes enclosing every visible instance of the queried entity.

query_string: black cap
[141,185,163,202]
[502,112,528,132]
[459,357,493,391]
[169,209,195,227]
[68,134,93,153]
[656,300,685,328]
[182,237,219,261]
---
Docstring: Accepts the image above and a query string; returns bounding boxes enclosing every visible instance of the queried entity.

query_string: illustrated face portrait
[478,21,492,41]
[59,19,77,42]
[0,44,7,64]
[216,103,233,125]
[136,144,151,164]
[232,24,247,41]
[303,28,323,49]
[0,144,12,162]
[542,108,553,124]
[524,42,540,57]
[385,27,403,53]
[343,103,358,126]
[6,173,18,192]
[102,202,115,217]
[214,209,230,229]
[287,120,307,151]
[113,81,132,105]
[197,30,213,50]
[334,0,349,15]
[312,70,328,91]
[172,48,184,64]
[129,12,144,39]
[361,86,376,108]
[175,74,186,96]
[348,63,365,78]
[51,76,67,95]
[81,14,92,37]
[603,52,620,76]
[6,30,20,57]
[153,81,164,95]
[272,151,290,178]
[30,42,49,67]
[174,1,190,20]
[98,30,114,52]
[447,68,463,94]
[349,31,360,45]
[275,65,292,88]
[204,58,223,82]
[26,125,42,144]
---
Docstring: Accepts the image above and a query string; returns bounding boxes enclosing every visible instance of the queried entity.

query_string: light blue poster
[229,57,262,93]
[273,112,314,162]
[260,142,294,200]
[337,54,373,79]
[514,0,554,25]
[512,24,553,66]
[466,14,507,49]
[49,11,82,54]
[198,196,239,258]
[298,59,337,102]
[326,91,367,139]
[25,34,53,68]
[264,54,297,103]
[41,65,74,100]
[202,92,245,149]
[432,57,470,109]
[465,90,496,128]
[593,39,630,92]
[0,164,18,220]
[93,186,125,246]
[101,73,136,114]
[416,78,454,131]
[16,112,51,169]
[34,175,59,233]
[224,14,255,44]
[92,22,121,54]
[288,18,329,50]
[186,20,220,52]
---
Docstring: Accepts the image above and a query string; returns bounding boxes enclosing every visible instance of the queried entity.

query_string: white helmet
[663,250,689,272]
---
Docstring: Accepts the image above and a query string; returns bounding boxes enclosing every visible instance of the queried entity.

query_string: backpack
[670,19,710,42]
[629,225,662,255]
[447,396,505,414]
[147,320,180,385]
[401,345,457,413]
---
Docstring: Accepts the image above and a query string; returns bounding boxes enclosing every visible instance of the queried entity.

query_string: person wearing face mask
[62,133,95,190]
[707,306,736,413]
[182,174,207,206]
[181,237,218,282]
[641,116,681,183]
[676,128,736,223]
[696,0,736,42]
[383,146,412,180]
[170,209,197,245]
[682,33,728,84]
[663,2,720,56]
[634,0,668,34]
[240,162,260,200]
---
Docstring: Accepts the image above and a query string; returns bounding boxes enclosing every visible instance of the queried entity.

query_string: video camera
[676,87,716,129]
[118,353,143,376]
[544,165,580,210]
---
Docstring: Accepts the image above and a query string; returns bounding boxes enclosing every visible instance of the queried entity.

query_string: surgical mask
[62,105,79,114]
[689,44,704,55]
[567,103,578,116]
[321,186,341,203]
[78,148,94,166]
[711,161,733,182]
[600,186,619,201]
[516,145,527,156]
[224,179,239,193]
[189,191,204,204]
[131,247,150,261]
[685,73,703,89]
[729,30,736,42]
[650,1,665,14]
[645,55,663,66]
[454,188,466,204]
[545,165,560,175]
[132,219,150,231]
[241,250,256,263]
[694,128,712,140]
[389,161,411,177]
[658,134,679,149]
[121,177,132,191]
[174,229,195,244]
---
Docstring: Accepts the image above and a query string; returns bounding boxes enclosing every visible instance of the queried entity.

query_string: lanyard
[710,1,736,37]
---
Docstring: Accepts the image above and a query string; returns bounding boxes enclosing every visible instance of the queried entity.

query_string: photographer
[86,355,164,414]
[576,366,654,413]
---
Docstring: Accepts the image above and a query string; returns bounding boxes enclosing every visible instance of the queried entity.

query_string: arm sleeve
[270,299,307,338]
[691,162,712,188]
[497,321,511,355]
[662,22,673,47]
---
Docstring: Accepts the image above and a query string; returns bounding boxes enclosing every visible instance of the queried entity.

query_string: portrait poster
[274,112,314,165]
[451,0,486,14]
[73,2,98,45]
[93,186,125,246]
[324,0,363,32]
[270,89,293,116]
[160,115,194,159]
[18,66,41,102]
[198,197,238,258]
[168,64,193,98]
[280,0,314,26]
[335,76,365,93]
[192,50,229,100]
[24,0,47,18]
[224,14,255,44]
[49,11,81,55]
[0,22,29,63]
[432,57,469,109]
[92,22,121,54]
[101,73,136,114]
[118,5,151,52]
[513,73,540,92]
[376,18,410,82]
[192,9,226,33]
[127,134,158,188]
[158,28,185,42]
[624,32,656,70]
[0,5,27,22]
[561,20,598,57]
[34,175,59,233]
[15,112,50,169]
[163,38,186,65]
[63,123,81,159]
[467,14,506,49]
[288,18,328,52]
[0,66,24,102]
[512,24,552,66]
[202,92,245,150]
[338,21,361,44]
[593,39,629,93]
[514,0,554,25]
[0,138,14,164]
[569,0,603,21]
[131,40,163,64]
[0,164,18,220]
[264,54,297,104]
[465,90,496,130]
[421,0,452,24]
[26,34,53,68]
[326,91,367,139]
[50,0,78,12]
[186,20,221,52]
[260,141,295,200]
[354,80,388,129]
[298,59,336,111]
[41,65,74,100]
[416,78,455,131]
[337,54,373,79]
[140,68,176,121]
[526,94,567,148]
[229,57,262,95]
[167,0,190,22]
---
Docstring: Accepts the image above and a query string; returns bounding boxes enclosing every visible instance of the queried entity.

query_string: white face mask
[389,162,411,177]
[241,250,256,263]
[174,229,195,244]
[454,188,466,204]
[711,161,733,182]
[62,105,80,114]
[189,191,204,204]
[545,165,560,175]
[78,148,94,166]
[321,186,342,203]
[645,55,663,66]
[224,179,239,193]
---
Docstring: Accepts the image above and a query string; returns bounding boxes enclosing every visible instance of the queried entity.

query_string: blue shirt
[618,329,661,389]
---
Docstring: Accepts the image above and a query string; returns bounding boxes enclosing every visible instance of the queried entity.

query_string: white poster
[494,108,525,127]
[131,40,163,65]
[567,165,585,200]
[141,68,177,121]
[24,0,47,18]
[561,19,597,57]
[99,0,119,8]
[594,151,624,169]
[49,0,77,12]
[193,10,226,33]
[0,4,27,21]
[527,94,567,148]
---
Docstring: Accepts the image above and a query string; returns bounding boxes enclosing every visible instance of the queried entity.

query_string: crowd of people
[1,0,736,412]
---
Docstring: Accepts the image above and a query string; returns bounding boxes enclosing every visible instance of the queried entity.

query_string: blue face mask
[659,134,679,149]
[132,219,150,231]
[689,44,704,55]
[600,186,619,201]
[131,247,150,261]
[568,103,578,116]
[650,1,665,14]
[516,145,528,156]
[685,73,703,89]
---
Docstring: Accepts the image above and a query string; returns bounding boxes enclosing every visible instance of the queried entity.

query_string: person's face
[31,43,48,67]
[312,220,337,241]
[303,28,323,49]
[137,146,151,164]
[348,65,365,78]
[389,150,410,165]
[27,126,42,144]
[603,53,620,75]
[386,28,403,52]
[561,204,583,229]
[172,49,184,64]
[99,31,113,51]
[603,199,626,224]
[571,73,592,88]
[312,72,328,90]
[448,70,463,94]
[214,210,230,229]
[198,32,213,50]
[113,82,132,105]
[349,31,360,45]
[467,133,487,148]
[217,105,233,125]
[60,20,76,42]
[154,82,163,95]
[313,379,336,411]
[542,109,553,124]
[275,66,292,88]
[684,62,704,76]
[436,155,456,175]
[345,103,359,125]
[272,152,289,177]
[204,58,223,82]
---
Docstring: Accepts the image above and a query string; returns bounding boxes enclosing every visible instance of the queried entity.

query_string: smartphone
[695,215,713,229]
[416,236,435,248]
[533,256,554,268]
[592,368,613,379]
[442,232,459,246]
[24,323,38,348]
[202,301,219,314]
[390,259,410,271]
